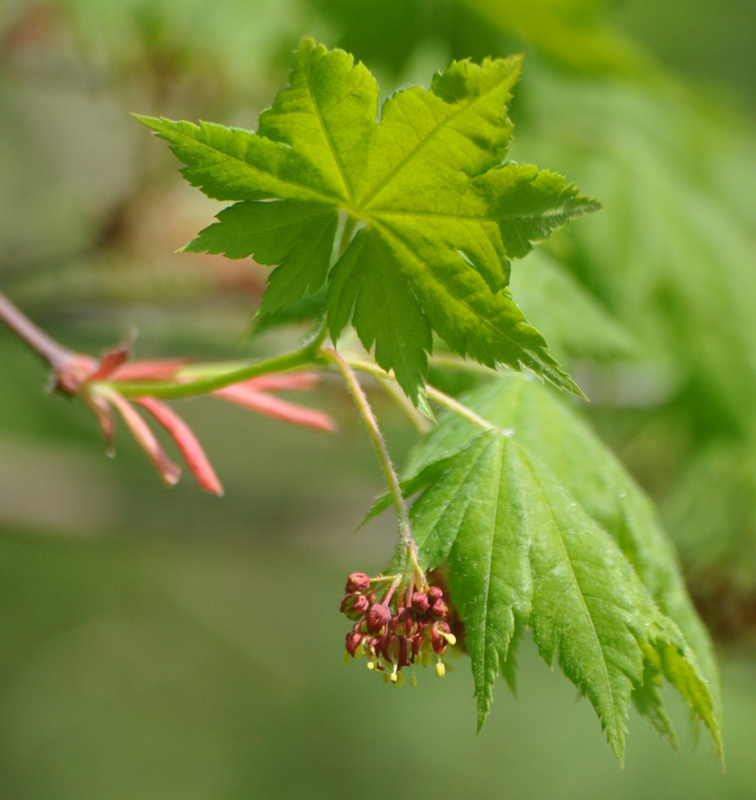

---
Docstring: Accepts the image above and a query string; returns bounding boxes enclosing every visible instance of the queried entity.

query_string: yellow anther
[395,671,405,688]
[343,652,350,666]
[355,645,365,659]
[440,632,457,645]
[410,675,418,687]
[367,661,375,670]
[435,662,446,679]
[421,651,431,669]
[390,672,398,683]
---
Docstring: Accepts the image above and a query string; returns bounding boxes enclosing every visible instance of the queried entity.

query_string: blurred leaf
[457,0,653,77]
[54,0,307,91]
[512,64,756,581]
[516,66,756,430]
[511,249,639,362]
[308,0,658,81]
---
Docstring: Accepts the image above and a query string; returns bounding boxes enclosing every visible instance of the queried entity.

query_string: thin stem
[426,385,501,433]
[107,314,331,400]
[345,356,501,433]
[104,344,323,399]
[376,376,432,435]
[322,348,414,550]
[428,353,499,376]
[0,290,75,369]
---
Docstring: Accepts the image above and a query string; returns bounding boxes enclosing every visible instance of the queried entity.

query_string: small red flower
[340,572,459,685]
[346,573,371,593]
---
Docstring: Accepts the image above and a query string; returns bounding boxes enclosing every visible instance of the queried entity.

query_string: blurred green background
[2,0,756,796]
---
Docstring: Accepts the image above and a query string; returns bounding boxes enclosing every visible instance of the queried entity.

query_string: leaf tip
[132,112,160,129]
[416,387,437,423]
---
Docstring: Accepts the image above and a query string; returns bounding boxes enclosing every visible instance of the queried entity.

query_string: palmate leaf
[138,39,598,406]
[384,375,722,762]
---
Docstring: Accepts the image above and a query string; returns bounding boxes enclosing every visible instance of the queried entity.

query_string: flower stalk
[321,347,424,583]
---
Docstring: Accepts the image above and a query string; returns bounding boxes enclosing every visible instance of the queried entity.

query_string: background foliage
[2,0,756,796]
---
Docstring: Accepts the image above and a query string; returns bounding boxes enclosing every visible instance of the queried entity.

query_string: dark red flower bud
[399,608,414,635]
[398,635,409,668]
[385,634,400,662]
[366,603,391,634]
[373,634,389,661]
[431,623,449,655]
[412,592,430,613]
[346,631,364,656]
[341,592,370,620]
[431,599,449,619]
[428,586,444,603]
[346,572,371,593]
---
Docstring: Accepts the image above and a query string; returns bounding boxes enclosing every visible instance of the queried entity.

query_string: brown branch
[0,290,74,369]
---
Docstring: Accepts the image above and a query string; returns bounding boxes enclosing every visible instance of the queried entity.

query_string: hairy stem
[322,348,416,555]
[0,290,75,369]
[345,356,500,433]
[428,353,499,376]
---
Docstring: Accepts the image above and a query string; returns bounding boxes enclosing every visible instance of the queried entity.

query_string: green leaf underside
[138,38,599,406]
[383,375,722,761]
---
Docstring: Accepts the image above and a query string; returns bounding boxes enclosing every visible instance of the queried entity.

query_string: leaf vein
[303,57,354,203]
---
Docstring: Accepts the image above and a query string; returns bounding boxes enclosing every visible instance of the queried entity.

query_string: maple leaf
[370,375,722,762]
[137,39,598,407]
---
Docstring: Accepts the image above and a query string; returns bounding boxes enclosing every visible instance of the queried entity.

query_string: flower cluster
[340,571,457,686]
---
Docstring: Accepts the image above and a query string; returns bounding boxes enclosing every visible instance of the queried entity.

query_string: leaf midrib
[303,54,354,204]
[156,121,343,206]
[471,435,504,713]
[517,447,622,749]
[415,434,491,562]
[358,76,514,210]
[373,219,541,361]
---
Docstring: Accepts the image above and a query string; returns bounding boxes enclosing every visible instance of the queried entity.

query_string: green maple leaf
[137,39,598,406]
[374,375,722,762]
